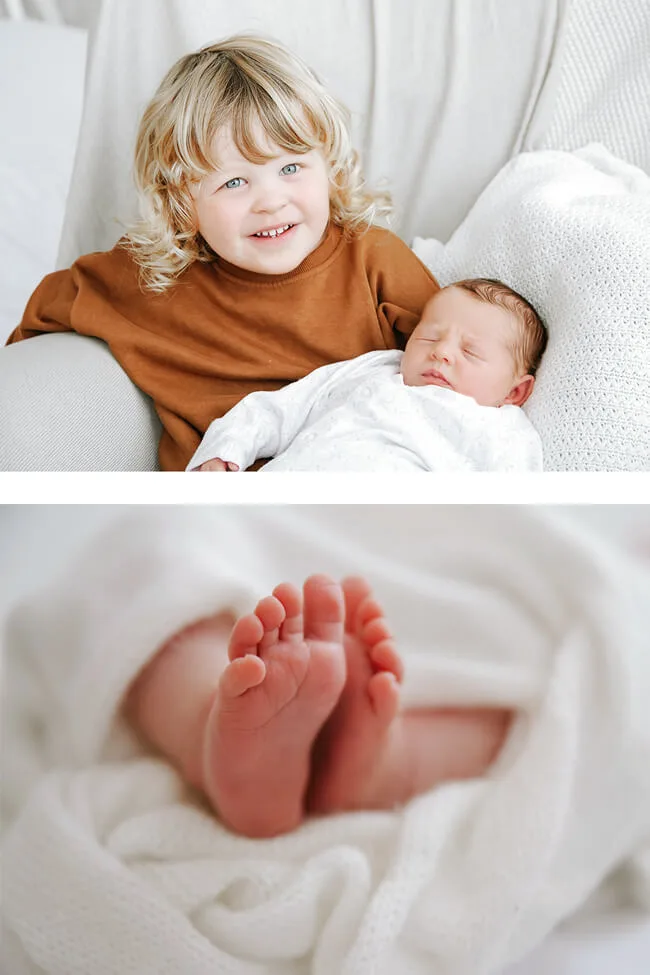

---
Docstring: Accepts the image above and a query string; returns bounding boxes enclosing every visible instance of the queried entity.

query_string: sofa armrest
[0,333,161,471]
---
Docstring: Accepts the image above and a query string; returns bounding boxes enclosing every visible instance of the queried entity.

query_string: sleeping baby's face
[400,287,534,407]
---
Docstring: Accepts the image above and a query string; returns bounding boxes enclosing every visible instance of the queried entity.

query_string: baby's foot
[202,575,346,837]
[307,577,404,814]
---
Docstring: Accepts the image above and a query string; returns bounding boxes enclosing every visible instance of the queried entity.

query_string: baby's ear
[503,375,535,407]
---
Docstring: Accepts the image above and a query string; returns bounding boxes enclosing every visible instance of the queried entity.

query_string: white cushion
[0,333,161,471]
[413,145,650,472]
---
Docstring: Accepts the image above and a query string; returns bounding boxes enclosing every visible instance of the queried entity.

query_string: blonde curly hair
[124,34,392,292]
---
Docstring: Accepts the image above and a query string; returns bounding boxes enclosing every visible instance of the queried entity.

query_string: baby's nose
[432,340,454,363]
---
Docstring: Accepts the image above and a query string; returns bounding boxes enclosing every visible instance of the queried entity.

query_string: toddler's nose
[253,184,288,214]
[255,197,286,214]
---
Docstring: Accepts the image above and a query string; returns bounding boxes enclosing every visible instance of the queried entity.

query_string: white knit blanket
[529,0,650,177]
[413,145,650,471]
[2,506,650,975]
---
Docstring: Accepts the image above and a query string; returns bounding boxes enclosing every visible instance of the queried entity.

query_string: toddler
[126,573,512,838]
[189,277,547,472]
[7,34,439,470]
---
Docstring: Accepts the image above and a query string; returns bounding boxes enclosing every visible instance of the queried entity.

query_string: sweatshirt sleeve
[364,229,440,348]
[5,267,78,344]
[6,243,140,347]
[186,357,351,471]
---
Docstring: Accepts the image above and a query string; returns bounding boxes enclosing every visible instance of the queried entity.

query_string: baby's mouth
[421,368,452,388]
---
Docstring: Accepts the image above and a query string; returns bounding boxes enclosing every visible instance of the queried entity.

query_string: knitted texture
[533,0,650,175]
[3,506,650,974]
[413,146,650,471]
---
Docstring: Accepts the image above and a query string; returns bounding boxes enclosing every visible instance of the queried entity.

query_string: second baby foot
[307,577,404,814]
[202,575,346,837]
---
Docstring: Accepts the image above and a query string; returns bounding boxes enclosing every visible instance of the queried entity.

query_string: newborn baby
[188,277,547,472]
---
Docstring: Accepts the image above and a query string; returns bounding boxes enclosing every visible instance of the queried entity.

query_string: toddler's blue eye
[224,177,244,189]
[281,163,299,175]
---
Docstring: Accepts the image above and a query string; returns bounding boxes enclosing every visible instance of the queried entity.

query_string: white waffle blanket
[2,506,650,975]
[413,145,650,472]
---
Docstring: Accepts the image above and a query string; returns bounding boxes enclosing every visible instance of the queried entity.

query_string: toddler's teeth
[254,224,292,238]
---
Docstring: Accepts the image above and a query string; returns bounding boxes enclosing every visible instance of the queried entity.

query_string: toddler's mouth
[251,223,295,239]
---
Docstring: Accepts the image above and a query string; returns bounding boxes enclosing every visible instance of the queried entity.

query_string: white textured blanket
[413,145,650,472]
[2,506,650,975]
[528,0,650,176]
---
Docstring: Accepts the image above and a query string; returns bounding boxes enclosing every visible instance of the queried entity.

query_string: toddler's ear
[503,375,535,407]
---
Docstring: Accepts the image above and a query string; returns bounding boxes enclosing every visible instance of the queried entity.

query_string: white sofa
[1,0,648,470]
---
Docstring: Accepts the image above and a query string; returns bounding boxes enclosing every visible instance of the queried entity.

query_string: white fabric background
[0,19,87,343]
[56,0,566,264]
[0,504,642,622]
[20,0,101,28]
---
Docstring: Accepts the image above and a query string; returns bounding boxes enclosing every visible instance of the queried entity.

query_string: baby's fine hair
[452,278,547,375]
[125,34,391,291]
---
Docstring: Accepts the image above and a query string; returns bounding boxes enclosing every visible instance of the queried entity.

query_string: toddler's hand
[194,458,240,472]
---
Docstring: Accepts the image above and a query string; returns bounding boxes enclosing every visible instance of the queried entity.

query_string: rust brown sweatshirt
[8,223,439,470]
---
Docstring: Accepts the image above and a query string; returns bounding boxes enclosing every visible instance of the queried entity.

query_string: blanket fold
[2,505,650,974]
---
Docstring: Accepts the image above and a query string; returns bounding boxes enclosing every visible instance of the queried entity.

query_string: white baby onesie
[187,350,543,472]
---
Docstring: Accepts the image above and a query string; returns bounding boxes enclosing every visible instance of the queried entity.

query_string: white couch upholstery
[1,333,161,471]
[1,0,648,470]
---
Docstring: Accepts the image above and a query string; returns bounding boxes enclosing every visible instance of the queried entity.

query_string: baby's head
[400,278,547,407]
[128,34,390,290]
